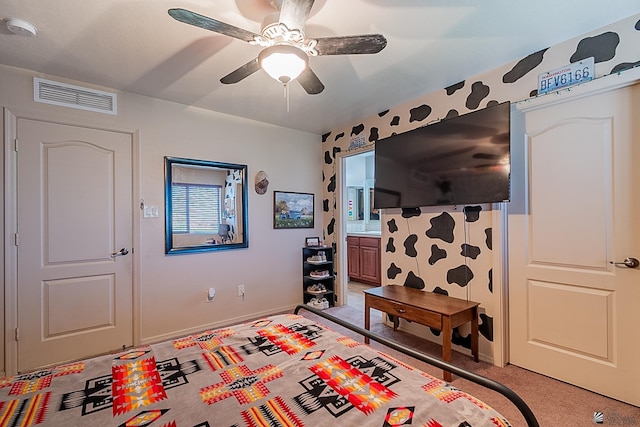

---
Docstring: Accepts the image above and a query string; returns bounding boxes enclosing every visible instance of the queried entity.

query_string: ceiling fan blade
[314,34,387,55]
[278,0,315,31]
[220,58,261,84]
[297,67,324,94]
[168,8,259,43]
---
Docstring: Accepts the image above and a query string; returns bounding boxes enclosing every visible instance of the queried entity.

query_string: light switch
[143,205,159,218]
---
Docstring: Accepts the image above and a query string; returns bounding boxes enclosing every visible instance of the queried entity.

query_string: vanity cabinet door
[347,237,361,279]
[359,237,381,284]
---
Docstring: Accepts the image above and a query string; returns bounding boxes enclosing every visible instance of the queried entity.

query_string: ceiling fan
[168,0,387,95]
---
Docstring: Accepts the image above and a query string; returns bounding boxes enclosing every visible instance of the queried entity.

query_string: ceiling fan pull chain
[284,83,290,112]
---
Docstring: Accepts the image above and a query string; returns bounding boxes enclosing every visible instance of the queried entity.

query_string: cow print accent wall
[320,13,640,360]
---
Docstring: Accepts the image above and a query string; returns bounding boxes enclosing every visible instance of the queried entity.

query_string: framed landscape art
[273,191,314,229]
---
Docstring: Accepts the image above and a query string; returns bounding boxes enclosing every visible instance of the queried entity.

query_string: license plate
[538,57,595,95]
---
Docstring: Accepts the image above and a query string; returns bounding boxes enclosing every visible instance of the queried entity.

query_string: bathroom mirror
[165,157,248,254]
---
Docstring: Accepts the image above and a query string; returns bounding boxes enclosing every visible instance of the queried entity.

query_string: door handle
[609,257,639,268]
[111,248,129,258]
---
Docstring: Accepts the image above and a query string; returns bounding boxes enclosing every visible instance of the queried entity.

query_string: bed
[0,306,538,426]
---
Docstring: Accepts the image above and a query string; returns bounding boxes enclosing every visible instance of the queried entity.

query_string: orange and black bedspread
[0,313,510,426]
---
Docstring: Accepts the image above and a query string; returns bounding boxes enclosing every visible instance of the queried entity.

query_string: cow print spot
[463,205,482,222]
[379,110,390,117]
[447,265,474,287]
[432,286,449,296]
[461,243,481,260]
[409,104,432,123]
[612,61,640,74]
[387,218,398,233]
[387,263,402,279]
[404,271,425,289]
[466,81,490,110]
[570,32,620,63]
[426,212,455,243]
[404,235,418,257]
[327,174,336,193]
[369,127,379,142]
[323,199,329,212]
[351,124,365,136]
[485,228,492,250]
[402,207,421,218]
[445,109,459,120]
[452,328,471,350]
[386,237,396,253]
[324,151,333,165]
[322,132,331,142]
[390,116,400,126]
[445,81,465,95]
[327,218,335,236]
[502,48,548,83]
[488,269,493,293]
[332,146,341,158]
[334,132,345,141]
[479,313,493,341]
[429,244,447,265]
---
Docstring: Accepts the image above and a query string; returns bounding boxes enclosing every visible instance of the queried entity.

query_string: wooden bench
[364,285,480,381]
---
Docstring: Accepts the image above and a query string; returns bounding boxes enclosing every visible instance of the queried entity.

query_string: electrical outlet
[237,285,245,297]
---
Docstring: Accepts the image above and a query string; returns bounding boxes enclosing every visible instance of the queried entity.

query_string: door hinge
[15,328,19,341]
[14,138,18,152]
[14,233,19,246]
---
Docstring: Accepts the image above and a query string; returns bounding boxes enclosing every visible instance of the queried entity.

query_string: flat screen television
[374,101,510,209]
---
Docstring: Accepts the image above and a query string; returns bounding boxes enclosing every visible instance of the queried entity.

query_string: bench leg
[442,316,452,382]
[471,307,479,362]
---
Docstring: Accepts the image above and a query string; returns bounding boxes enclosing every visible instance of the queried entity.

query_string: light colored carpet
[299,303,639,427]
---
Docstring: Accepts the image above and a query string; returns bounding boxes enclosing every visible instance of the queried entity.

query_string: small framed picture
[305,237,320,247]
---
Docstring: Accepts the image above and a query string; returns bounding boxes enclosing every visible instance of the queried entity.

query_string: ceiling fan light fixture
[258,44,308,84]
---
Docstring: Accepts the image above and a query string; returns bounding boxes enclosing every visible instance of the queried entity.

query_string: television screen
[374,102,510,209]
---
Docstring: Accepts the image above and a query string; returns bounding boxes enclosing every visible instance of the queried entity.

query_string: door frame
[3,107,141,375]
[336,146,373,307]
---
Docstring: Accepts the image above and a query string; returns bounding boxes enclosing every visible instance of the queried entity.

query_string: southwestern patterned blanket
[0,313,510,426]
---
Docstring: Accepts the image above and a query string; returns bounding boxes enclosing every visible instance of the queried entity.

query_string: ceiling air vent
[34,78,117,115]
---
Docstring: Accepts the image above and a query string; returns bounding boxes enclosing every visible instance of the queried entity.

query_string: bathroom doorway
[338,149,381,311]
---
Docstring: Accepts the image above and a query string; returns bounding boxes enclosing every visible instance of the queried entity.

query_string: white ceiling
[1,1,638,135]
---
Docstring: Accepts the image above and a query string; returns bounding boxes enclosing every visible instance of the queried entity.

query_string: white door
[508,81,640,406]
[16,118,133,372]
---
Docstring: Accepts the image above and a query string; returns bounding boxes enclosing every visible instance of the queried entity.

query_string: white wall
[1,64,322,371]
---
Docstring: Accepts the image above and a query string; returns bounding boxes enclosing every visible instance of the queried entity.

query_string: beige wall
[0,64,322,372]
